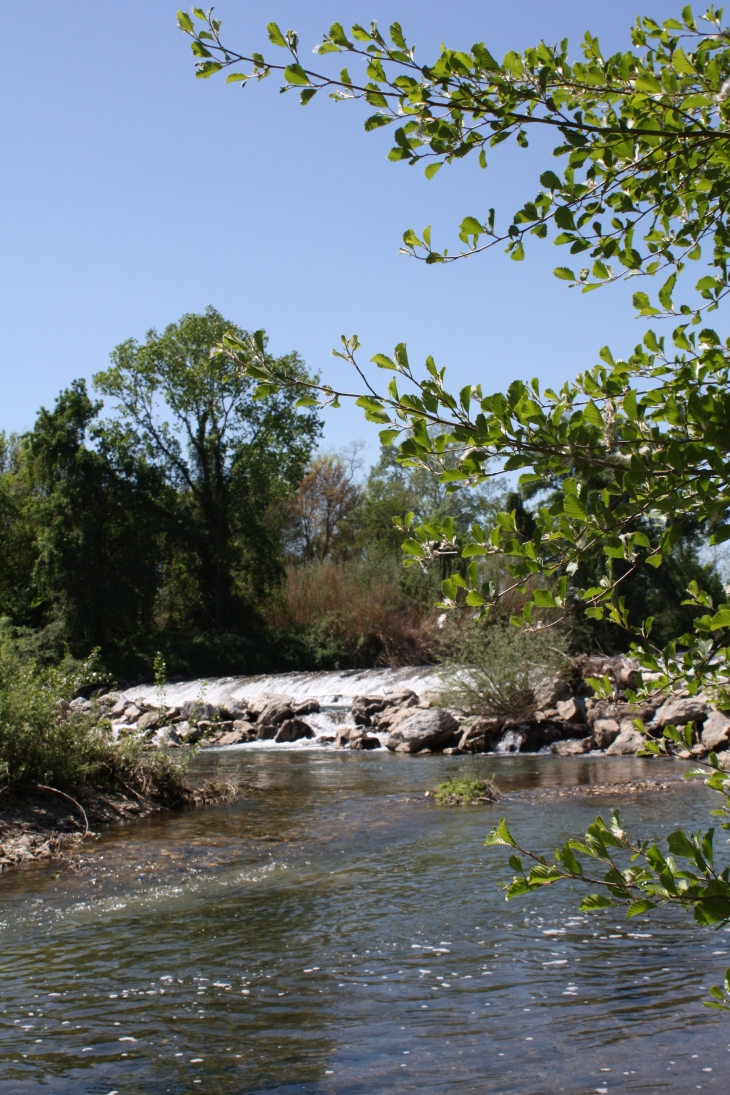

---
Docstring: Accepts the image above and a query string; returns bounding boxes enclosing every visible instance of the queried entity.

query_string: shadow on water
[0,750,728,1093]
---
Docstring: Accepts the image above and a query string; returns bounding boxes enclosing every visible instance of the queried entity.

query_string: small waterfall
[495,728,524,754]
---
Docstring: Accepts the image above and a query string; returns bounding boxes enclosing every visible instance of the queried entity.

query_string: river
[1,750,728,1094]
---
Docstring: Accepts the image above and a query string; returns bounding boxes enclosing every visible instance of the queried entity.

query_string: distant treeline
[0,308,722,680]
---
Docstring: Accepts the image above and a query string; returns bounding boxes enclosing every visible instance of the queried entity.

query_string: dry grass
[270,558,439,667]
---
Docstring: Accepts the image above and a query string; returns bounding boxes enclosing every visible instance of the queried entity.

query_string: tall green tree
[94,307,322,631]
[27,380,164,662]
[179,8,730,1003]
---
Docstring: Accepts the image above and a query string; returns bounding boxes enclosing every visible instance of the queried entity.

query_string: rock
[275,718,314,743]
[352,689,417,726]
[605,723,645,755]
[576,654,639,691]
[124,704,142,722]
[165,705,182,720]
[292,698,321,716]
[386,708,459,753]
[137,711,159,732]
[233,719,256,734]
[458,718,503,753]
[335,727,364,748]
[374,706,419,733]
[110,698,128,718]
[552,738,591,756]
[394,743,412,754]
[716,749,730,769]
[442,747,463,756]
[256,699,294,729]
[534,674,571,709]
[218,728,250,746]
[247,694,292,721]
[257,723,278,741]
[701,709,730,751]
[182,700,219,722]
[349,735,381,750]
[593,718,621,750]
[653,694,708,728]
[556,697,587,723]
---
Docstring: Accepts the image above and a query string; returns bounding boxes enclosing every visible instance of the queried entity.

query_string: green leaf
[553,266,576,281]
[379,428,400,445]
[710,607,730,630]
[532,589,557,608]
[460,215,485,237]
[580,894,616,910]
[177,10,194,32]
[425,161,443,180]
[401,539,426,558]
[284,64,312,86]
[484,818,517,847]
[266,22,288,47]
[295,396,320,408]
[196,61,223,78]
[627,898,657,918]
[563,494,589,521]
[465,590,486,607]
[710,526,730,546]
[540,170,562,190]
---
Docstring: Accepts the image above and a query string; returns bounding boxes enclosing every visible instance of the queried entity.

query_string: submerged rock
[386,709,459,754]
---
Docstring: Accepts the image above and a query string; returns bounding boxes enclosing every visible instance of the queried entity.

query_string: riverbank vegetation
[434,772,498,807]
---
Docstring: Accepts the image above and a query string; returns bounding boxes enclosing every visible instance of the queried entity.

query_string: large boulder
[137,711,159,733]
[701,710,730,751]
[386,709,459,753]
[218,726,254,746]
[458,717,503,753]
[257,699,295,729]
[605,721,645,755]
[653,694,708,728]
[275,718,314,743]
[556,697,588,723]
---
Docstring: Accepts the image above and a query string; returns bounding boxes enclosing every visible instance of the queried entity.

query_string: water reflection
[0,752,727,1093]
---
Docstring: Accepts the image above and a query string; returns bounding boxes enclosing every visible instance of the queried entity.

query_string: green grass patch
[434,774,498,806]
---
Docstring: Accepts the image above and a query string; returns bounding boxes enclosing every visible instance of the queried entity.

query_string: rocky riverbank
[103,655,730,763]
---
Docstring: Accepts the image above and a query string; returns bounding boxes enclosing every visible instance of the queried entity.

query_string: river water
[1,750,729,1094]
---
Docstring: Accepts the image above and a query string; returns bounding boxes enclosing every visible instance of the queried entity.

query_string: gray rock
[593,718,621,750]
[458,717,503,753]
[653,694,708,728]
[137,711,159,732]
[124,704,142,722]
[701,709,730,751]
[292,698,321,716]
[556,697,587,723]
[335,727,365,748]
[247,694,292,720]
[605,723,645,755]
[275,718,314,743]
[218,728,251,746]
[110,698,128,719]
[534,674,571,709]
[257,723,279,741]
[552,738,591,756]
[386,708,459,753]
[257,700,294,728]
[349,735,381,750]
[352,689,417,726]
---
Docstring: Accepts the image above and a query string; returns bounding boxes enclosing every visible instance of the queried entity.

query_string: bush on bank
[0,624,188,802]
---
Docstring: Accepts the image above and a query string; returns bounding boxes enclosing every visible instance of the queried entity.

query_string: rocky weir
[98,655,730,762]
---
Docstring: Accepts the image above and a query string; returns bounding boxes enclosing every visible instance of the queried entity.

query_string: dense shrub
[0,625,187,799]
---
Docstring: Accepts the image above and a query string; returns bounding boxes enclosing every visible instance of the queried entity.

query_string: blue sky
[1,0,685,461]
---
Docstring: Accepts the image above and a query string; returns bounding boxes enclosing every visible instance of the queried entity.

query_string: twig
[35,784,90,837]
